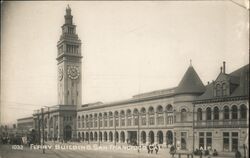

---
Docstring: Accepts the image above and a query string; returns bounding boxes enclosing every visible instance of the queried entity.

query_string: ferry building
[18,6,248,154]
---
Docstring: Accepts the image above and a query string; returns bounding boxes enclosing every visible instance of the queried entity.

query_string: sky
[1,1,249,125]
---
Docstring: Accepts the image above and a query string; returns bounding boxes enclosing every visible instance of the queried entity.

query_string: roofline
[78,93,176,112]
[17,116,33,121]
[193,95,249,104]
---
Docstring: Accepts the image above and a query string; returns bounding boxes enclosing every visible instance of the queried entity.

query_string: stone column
[154,113,157,126]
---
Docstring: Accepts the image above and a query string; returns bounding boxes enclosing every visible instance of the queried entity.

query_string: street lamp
[137,112,140,153]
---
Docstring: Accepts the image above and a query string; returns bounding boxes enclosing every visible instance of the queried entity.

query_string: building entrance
[64,125,72,141]
[127,131,137,146]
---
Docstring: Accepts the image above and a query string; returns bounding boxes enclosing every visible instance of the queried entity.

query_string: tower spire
[65,5,73,25]
[190,59,192,66]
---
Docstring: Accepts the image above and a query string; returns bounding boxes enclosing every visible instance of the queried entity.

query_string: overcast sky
[1,1,249,124]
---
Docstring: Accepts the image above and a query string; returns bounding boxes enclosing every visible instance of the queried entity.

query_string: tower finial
[190,59,192,66]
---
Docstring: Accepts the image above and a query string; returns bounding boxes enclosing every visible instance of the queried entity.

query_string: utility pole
[137,113,140,153]
[37,111,41,145]
[114,116,116,146]
[41,108,45,154]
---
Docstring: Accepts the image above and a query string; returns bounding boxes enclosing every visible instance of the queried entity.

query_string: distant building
[17,116,33,136]
[17,6,249,155]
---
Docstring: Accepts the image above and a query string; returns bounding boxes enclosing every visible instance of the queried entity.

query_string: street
[0,143,234,158]
[0,144,170,158]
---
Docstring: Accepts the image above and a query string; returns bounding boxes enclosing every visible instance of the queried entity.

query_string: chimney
[207,81,210,85]
[223,61,226,73]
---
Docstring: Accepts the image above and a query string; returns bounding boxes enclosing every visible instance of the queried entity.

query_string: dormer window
[215,84,221,97]
[222,83,227,96]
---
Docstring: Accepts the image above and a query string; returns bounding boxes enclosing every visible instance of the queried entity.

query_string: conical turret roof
[175,65,205,94]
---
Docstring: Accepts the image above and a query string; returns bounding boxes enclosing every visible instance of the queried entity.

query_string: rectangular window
[109,118,113,127]
[115,118,119,126]
[104,118,107,127]
[94,120,97,127]
[223,132,230,151]
[157,115,164,125]
[121,118,125,126]
[232,132,238,151]
[149,116,154,125]
[127,117,132,126]
[134,116,139,126]
[167,115,173,124]
[181,132,187,149]
[199,132,204,149]
[141,116,146,125]
[206,132,212,149]
[99,120,102,127]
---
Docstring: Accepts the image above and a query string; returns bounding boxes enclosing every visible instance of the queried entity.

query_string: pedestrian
[155,144,159,154]
[170,145,176,158]
[149,144,154,154]
[235,149,241,158]
[147,143,150,154]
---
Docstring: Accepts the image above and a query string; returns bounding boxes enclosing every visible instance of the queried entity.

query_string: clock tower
[57,6,82,108]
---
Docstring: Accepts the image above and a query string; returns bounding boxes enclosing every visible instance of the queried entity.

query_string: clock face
[67,66,80,80]
[58,67,63,81]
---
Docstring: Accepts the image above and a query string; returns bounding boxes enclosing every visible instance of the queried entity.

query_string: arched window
[222,83,227,96]
[86,115,89,128]
[240,104,247,119]
[104,113,108,127]
[197,108,202,121]
[120,131,125,143]
[133,109,139,126]
[104,132,107,141]
[86,132,89,142]
[89,114,93,128]
[94,114,98,127]
[127,109,132,126]
[99,113,102,127]
[148,107,155,125]
[140,108,146,126]
[99,132,102,141]
[109,112,113,127]
[216,84,221,97]
[120,110,125,126]
[149,131,154,144]
[166,104,173,124]
[94,132,98,141]
[90,132,93,141]
[206,107,212,120]
[115,131,119,142]
[232,105,238,120]
[81,115,84,128]
[78,116,81,128]
[180,109,187,122]
[213,107,219,120]
[166,104,173,112]
[157,131,163,144]
[114,111,119,127]
[141,131,146,144]
[82,132,84,141]
[157,105,164,125]
[109,132,113,142]
[224,106,230,120]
